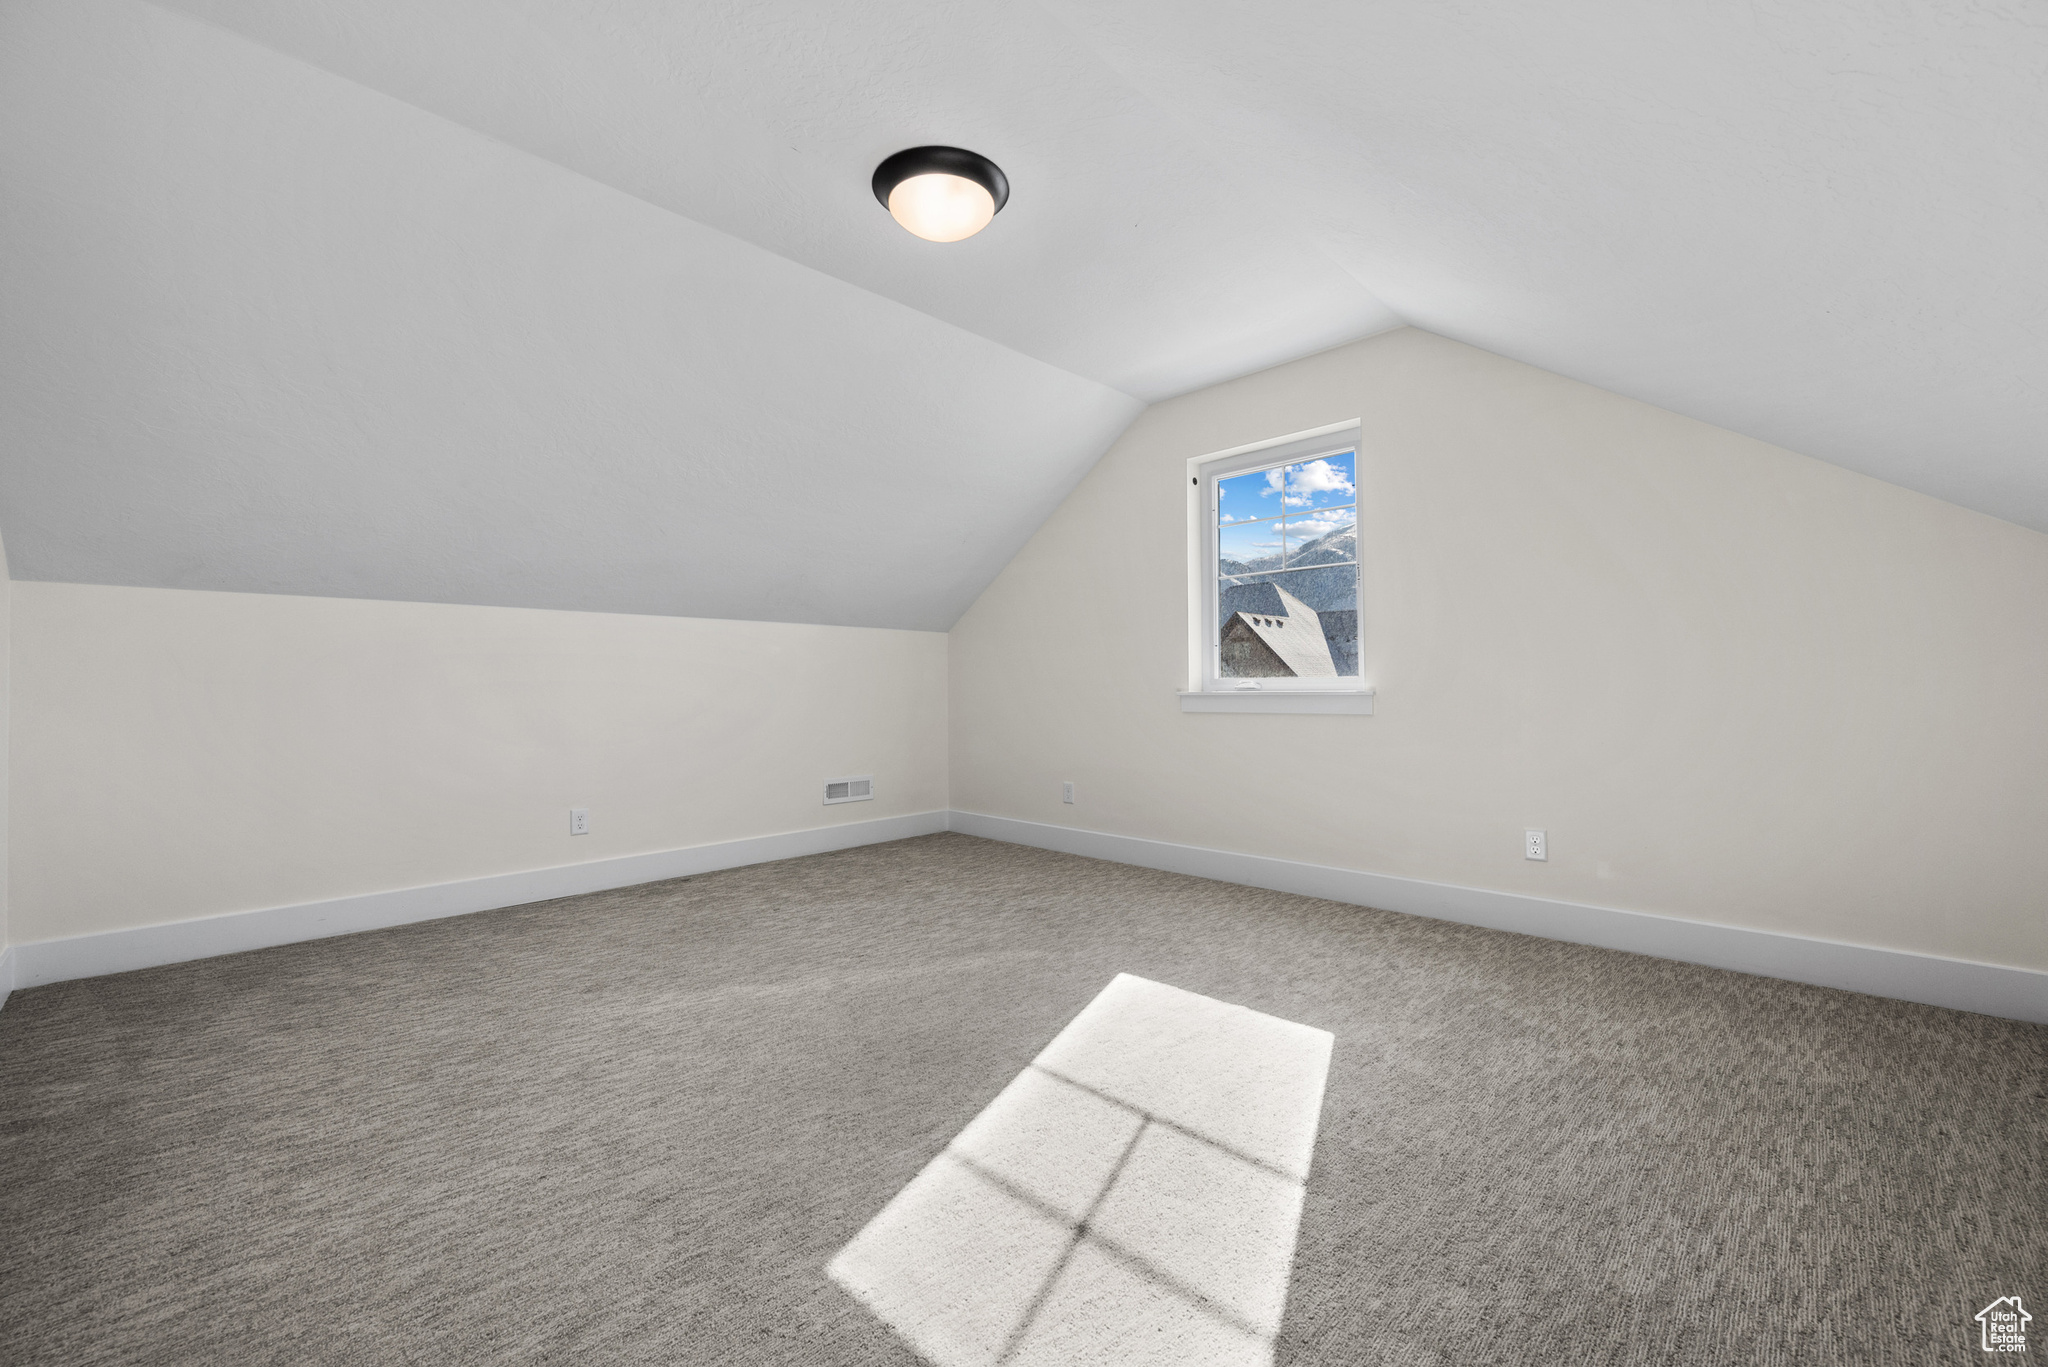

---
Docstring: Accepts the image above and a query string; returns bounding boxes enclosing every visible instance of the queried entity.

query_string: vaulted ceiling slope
[0,0,1144,630]
[3,2,2043,636]
[1037,0,2048,532]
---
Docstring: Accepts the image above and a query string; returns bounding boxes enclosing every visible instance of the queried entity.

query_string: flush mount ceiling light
[872,146,1009,243]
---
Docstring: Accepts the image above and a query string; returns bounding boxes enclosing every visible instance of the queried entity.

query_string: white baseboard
[9,810,949,994]
[948,811,2048,1025]
[9,808,2041,1026]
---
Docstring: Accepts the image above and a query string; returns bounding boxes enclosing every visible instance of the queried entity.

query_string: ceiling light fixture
[872,146,1009,243]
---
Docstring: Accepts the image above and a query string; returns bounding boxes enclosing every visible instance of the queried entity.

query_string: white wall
[10,584,946,944]
[0,529,10,993]
[951,329,2048,972]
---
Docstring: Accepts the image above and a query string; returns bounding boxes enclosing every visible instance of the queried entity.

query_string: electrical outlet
[1525,829,1547,861]
[1062,781,1075,804]
[570,807,589,836]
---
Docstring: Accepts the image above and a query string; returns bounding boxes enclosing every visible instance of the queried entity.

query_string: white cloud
[1286,459,1354,501]
[1285,509,1357,542]
[1249,459,1354,505]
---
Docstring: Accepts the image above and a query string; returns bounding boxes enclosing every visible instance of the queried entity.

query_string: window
[1184,422,1369,709]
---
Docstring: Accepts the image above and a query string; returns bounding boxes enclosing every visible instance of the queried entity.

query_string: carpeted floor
[1,832,2041,1365]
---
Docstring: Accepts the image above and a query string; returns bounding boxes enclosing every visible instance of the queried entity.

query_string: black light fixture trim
[871,146,1010,214]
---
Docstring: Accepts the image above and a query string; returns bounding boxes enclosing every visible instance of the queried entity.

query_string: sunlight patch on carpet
[828,974,1334,1366]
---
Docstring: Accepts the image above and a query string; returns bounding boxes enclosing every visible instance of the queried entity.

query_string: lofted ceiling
[1,0,2042,634]
[1037,0,2048,530]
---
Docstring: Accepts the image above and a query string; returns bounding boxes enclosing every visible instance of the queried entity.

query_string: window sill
[1178,690,1374,715]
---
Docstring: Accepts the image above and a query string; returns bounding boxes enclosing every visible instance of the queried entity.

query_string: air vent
[824,775,875,805]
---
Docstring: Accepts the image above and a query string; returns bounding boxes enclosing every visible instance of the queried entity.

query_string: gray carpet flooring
[1,832,2041,1365]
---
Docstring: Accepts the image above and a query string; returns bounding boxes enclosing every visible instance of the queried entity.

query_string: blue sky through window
[1218,450,1356,569]
[1216,468,1271,527]
[1218,451,1355,529]
[1219,517,1283,566]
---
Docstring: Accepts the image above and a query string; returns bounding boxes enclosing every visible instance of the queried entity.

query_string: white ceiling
[2,0,2043,631]
[149,0,1406,401]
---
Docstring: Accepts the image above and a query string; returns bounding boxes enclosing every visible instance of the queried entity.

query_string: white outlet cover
[570,807,589,835]
[1525,829,1547,861]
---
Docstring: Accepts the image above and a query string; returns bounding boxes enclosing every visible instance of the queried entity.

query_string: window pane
[1218,517,1283,575]
[1284,505,1356,565]
[1218,564,1359,678]
[1281,451,1356,510]
[1217,467,1284,526]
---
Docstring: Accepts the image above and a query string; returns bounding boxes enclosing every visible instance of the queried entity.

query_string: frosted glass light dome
[887,173,997,242]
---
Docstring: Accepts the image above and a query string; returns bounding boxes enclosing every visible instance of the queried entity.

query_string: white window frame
[1182,420,1373,714]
